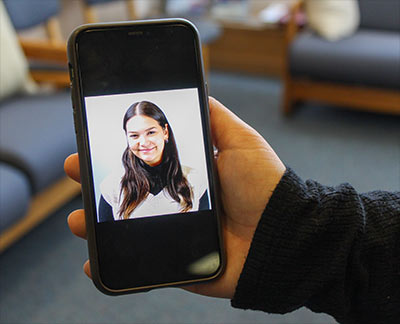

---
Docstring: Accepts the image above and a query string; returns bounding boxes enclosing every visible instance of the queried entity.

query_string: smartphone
[67,19,224,295]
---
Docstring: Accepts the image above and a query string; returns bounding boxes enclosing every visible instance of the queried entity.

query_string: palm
[183,99,285,298]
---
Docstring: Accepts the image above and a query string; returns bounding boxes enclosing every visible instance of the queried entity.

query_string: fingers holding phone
[64,153,80,183]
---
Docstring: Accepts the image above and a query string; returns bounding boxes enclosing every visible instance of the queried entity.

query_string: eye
[147,130,156,135]
[130,134,139,139]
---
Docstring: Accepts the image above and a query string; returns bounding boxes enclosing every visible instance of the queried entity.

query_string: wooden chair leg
[46,17,63,44]
[82,4,98,24]
[126,0,137,20]
[202,45,210,79]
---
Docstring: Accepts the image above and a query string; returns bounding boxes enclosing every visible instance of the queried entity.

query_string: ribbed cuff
[231,167,306,312]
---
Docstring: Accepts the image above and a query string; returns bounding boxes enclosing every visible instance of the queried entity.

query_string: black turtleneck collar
[142,158,168,196]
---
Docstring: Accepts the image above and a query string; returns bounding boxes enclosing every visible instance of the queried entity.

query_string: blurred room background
[1,0,399,323]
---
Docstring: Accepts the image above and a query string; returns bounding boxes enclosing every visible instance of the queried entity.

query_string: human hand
[183,97,285,298]
[65,97,285,299]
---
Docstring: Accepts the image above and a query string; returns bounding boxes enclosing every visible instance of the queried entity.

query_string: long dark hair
[119,101,192,219]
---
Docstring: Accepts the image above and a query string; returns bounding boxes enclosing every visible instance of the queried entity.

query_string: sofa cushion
[358,0,400,32]
[0,162,31,232]
[289,29,400,89]
[0,91,76,193]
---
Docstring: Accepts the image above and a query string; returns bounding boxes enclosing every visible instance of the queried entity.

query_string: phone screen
[71,21,222,292]
[85,88,210,221]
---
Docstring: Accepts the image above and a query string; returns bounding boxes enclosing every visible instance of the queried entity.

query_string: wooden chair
[283,0,400,115]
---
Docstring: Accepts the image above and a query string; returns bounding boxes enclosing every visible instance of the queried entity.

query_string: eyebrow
[128,127,157,134]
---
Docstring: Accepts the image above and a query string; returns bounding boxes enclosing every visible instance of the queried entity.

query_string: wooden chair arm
[19,38,69,87]
[19,38,68,64]
[285,0,304,45]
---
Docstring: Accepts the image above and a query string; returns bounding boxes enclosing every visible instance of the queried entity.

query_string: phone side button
[72,110,78,134]
[68,64,74,82]
[205,82,209,98]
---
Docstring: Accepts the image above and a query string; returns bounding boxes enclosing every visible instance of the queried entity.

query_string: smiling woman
[99,101,208,222]
[126,113,169,167]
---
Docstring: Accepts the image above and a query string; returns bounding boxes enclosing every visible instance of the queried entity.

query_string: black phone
[67,19,224,295]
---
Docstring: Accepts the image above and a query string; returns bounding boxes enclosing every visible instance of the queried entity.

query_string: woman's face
[125,115,168,166]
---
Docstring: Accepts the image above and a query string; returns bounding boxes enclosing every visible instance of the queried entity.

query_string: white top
[100,165,208,220]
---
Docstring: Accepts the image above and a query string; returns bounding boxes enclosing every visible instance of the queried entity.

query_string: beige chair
[3,0,70,88]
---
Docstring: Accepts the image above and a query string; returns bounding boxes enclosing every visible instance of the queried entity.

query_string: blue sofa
[0,90,79,252]
[283,0,400,115]
[0,0,80,252]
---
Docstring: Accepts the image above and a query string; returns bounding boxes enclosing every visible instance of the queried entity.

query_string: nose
[138,135,149,146]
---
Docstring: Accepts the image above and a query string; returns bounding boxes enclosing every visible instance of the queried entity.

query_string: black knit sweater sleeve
[231,168,400,324]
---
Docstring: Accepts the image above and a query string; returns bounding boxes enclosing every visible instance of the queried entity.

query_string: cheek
[156,137,165,150]
[128,139,138,150]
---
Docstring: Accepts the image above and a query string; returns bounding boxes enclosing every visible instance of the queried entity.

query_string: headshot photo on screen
[84,88,210,222]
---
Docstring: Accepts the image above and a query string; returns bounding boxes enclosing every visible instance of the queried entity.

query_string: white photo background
[85,88,209,216]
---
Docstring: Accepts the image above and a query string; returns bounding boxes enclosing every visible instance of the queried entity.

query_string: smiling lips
[138,147,155,153]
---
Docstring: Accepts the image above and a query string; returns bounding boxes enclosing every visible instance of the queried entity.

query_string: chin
[142,156,156,164]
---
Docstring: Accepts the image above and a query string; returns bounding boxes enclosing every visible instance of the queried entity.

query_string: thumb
[208,97,264,152]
